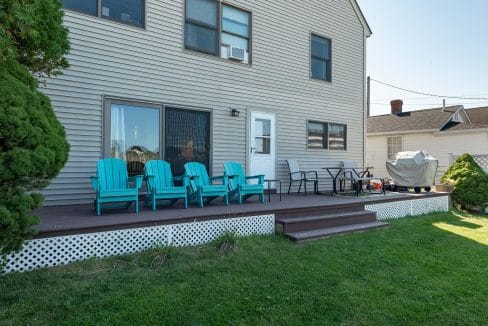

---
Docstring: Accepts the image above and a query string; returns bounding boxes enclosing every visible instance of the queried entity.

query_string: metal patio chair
[285,159,319,195]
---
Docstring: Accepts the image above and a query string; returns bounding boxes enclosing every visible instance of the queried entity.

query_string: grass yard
[1,211,487,325]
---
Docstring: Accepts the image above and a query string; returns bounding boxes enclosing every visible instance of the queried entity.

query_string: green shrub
[0,0,70,264]
[149,245,176,268]
[214,231,238,253]
[441,154,488,211]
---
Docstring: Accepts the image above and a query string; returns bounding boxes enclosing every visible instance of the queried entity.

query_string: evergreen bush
[441,154,488,211]
[0,0,70,263]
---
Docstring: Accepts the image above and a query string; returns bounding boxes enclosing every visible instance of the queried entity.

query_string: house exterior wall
[41,0,368,205]
[366,131,488,182]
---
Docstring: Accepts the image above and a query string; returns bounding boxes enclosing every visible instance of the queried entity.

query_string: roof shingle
[367,106,459,134]
[466,107,488,125]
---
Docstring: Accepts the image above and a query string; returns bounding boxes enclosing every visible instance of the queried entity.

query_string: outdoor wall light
[230,108,240,117]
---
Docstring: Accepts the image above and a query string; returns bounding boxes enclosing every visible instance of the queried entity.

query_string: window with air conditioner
[184,0,251,64]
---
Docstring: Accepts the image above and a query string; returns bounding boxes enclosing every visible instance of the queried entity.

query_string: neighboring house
[366,101,488,181]
[41,0,371,205]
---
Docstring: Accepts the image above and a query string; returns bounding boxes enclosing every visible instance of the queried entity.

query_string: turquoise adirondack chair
[224,161,265,204]
[90,158,143,216]
[184,162,229,208]
[144,160,189,210]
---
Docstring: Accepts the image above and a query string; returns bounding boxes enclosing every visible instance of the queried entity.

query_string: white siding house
[366,103,488,181]
[41,0,371,205]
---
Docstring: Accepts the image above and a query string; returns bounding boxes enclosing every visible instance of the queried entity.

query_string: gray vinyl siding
[41,0,368,205]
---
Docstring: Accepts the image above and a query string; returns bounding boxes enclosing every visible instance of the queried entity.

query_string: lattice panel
[452,154,488,169]
[366,196,449,220]
[3,215,274,274]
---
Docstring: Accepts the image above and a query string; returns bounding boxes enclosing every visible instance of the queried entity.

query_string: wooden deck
[35,192,448,238]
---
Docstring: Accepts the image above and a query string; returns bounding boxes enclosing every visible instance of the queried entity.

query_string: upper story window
[311,34,332,81]
[60,0,145,28]
[184,0,219,55]
[184,0,251,64]
[221,5,250,63]
[307,120,346,150]
[60,0,98,16]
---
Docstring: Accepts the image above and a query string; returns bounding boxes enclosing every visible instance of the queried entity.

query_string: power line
[370,78,488,100]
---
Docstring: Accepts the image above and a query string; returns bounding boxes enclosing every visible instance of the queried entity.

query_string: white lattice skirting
[366,196,449,220]
[3,215,275,274]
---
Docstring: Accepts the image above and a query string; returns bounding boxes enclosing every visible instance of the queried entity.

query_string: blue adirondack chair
[144,160,189,210]
[90,158,143,216]
[184,162,229,208]
[224,161,265,204]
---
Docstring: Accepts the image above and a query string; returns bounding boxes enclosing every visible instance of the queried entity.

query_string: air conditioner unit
[229,46,245,61]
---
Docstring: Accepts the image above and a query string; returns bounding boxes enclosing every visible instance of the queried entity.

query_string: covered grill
[386,150,438,192]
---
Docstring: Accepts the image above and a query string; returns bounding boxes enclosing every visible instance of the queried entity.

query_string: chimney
[390,99,403,115]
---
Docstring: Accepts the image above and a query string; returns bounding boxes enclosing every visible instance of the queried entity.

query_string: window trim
[307,120,347,151]
[183,0,253,64]
[310,33,332,82]
[61,0,146,29]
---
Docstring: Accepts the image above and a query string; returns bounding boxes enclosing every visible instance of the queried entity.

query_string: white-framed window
[387,136,403,160]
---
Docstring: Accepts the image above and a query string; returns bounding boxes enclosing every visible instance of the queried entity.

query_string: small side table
[264,179,282,202]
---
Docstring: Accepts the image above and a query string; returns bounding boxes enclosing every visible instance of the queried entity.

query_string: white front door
[249,111,276,184]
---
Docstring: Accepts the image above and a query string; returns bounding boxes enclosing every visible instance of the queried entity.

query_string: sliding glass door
[110,103,160,176]
[106,100,211,176]
[164,107,211,176]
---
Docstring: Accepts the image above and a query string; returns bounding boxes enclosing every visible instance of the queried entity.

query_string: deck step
[285,221,388,242]
[277,210,377,233]
[275,203,366,219]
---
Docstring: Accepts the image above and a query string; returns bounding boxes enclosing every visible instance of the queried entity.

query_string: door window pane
[222,5,250,37]
[185,24,218,54]
[186,0,218,27]
[329,123,346,150]
[111,104,160,176]
[165,108,211,176]
[255,138,270,154]
[60,0,98,16]
[255,119,271,137]
[101,0,144,27]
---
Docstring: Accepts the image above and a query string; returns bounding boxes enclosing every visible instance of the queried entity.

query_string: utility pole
[366,76,371,117]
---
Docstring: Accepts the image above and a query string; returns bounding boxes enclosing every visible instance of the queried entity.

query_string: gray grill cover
[386,150,438,187]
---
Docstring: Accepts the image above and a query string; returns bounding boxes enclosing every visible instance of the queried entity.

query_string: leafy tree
[441,154,488,211]
[0,0,69,77]
[0,0,70,264]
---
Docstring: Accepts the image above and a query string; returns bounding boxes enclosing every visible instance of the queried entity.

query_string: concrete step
[276,210,377,233]
[285,221,388,242]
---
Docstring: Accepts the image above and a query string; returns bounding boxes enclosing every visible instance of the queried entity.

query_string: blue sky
[357,0,488,116]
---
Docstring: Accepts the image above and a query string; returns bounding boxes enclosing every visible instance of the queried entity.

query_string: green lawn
[1,211,487,325]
